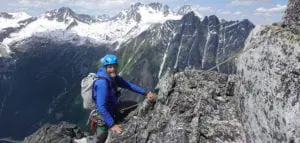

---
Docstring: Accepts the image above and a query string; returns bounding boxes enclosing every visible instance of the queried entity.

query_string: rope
[119,45,252,112]
[120,104,139,113]
[86,109,97,125]
[204,48,249,73]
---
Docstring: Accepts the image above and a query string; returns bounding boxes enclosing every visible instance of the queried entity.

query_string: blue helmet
[101,54,118,66]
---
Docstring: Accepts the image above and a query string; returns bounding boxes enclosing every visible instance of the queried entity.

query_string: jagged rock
[106,69,245,143]
[0,12,13,19]
[235,25,300,142]
[23,122,87,143]
[283,0,300,34]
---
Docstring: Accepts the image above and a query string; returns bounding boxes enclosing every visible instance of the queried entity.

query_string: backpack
[81,73,109,110]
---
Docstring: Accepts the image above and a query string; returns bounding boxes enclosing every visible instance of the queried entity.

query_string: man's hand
[146,92,156,101]
[111,124,122,134]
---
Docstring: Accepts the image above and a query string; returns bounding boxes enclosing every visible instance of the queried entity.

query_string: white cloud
[233,11,242,15]
[220,10,231,15]
[193,5,213,12]
[229,0,269,6]
[9,0,51,8]
[7,0,137,10]
[255,4,286,16]
[72,0,134,9]
[5,0,142,16]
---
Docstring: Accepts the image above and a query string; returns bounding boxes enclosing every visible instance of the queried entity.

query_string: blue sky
[0,0,288,25]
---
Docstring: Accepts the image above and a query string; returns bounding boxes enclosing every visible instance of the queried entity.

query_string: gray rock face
[177,5,193,15]
[0,12,13,19]
[117,12,254,102]
[23,121,86,143]
[96,14,111,22]
[283,0,300,34]
[106,69,246,143]
[235,25,300,142]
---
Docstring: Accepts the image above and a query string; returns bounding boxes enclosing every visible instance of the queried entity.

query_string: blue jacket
[93,67,147,127]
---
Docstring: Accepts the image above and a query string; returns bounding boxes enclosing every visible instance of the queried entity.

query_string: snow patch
[1,5,184,49]
[201,26,211,69]
[158,31,176,78]
[0,12,31,29]
[74,138,87,143]
[0,3,211,53]
[187,30,198,67]
[174,35,184,69]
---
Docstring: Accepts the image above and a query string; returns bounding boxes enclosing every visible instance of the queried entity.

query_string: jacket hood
[96,67,111,80]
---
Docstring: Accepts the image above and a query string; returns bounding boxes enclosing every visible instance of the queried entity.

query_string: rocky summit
[106,69,245,143]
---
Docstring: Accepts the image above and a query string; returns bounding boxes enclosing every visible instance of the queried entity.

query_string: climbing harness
[87,109,106,132]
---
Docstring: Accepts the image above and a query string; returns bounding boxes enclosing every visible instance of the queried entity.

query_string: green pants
[93,125,109,143]
[93,118,119,143]
[90,109,120,143]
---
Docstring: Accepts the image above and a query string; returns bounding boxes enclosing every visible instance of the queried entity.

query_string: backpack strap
[98,76,111,88]
[92,76,117,101]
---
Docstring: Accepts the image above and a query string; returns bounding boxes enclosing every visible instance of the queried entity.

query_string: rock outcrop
[23,122,87,143]
[283,0,300,34]
[235,25,300,142]
[106,69,246,143]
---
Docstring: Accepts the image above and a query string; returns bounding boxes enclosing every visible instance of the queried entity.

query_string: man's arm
[116,76,147,95]
[95,79,115,127]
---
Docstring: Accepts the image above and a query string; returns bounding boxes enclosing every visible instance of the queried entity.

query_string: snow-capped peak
[114,2,175,23]
[96,14,111,22]
[44,7,76,22]
[177,5,203,19]
[0,12,31,29]
[9,12,31,19]
[0,2,201,54]
[0,12,30,20]
[43,7,96,24]
[177,5,193,15]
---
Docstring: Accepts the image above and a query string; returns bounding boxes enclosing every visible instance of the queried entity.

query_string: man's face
[106,64,118,77]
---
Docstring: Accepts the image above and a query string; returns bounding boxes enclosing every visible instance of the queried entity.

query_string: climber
[91,54,155,143]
